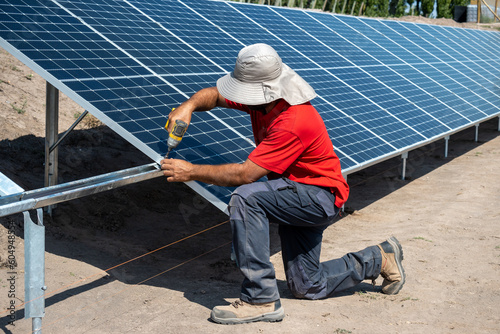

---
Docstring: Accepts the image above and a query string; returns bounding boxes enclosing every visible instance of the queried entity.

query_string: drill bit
[165,148,172,159]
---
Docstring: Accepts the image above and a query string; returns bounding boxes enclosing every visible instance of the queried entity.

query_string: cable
[0,219,229,316]
[36,241,232,333]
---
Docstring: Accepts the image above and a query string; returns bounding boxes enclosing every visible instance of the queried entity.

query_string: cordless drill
[164,109,188,158]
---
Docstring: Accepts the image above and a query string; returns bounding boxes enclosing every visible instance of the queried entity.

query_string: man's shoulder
[281,102,321,125]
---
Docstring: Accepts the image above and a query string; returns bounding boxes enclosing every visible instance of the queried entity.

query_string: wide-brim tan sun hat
[217,43,316,106]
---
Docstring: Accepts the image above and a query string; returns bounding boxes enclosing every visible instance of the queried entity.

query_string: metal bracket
[444,135,450,158]
[49,110,89,154]
[401,151,408,180]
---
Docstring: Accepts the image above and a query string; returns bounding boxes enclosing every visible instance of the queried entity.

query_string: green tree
[389,0,407,16]
[389,0,398,15]
[437,0,453,17]
[421,0,434,16]
[395,0,406,16]
[405,0,415,15]
[364,0,390,16]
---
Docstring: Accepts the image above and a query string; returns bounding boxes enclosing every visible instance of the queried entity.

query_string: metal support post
[444,135,450,158]
[474,123,479,142]
[24,208,45,334]
[401,152,408,180]
[45,83,59,215]
[498,116,500,131]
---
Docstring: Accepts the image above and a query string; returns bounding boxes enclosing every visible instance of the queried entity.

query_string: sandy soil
[1,17,500,334]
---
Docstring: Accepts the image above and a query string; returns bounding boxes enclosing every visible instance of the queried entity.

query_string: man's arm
[160,158,270,187]
[166,86,228,132]
[161,87,267,186]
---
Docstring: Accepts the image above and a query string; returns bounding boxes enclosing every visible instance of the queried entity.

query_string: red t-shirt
[226,99,349,208]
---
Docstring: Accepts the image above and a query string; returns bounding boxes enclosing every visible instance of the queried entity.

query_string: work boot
[377,236,406,294]
[210,299,285,325]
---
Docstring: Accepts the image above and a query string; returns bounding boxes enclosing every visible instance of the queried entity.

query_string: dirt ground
[1,17,500,334]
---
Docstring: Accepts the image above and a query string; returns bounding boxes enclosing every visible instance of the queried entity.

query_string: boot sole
[210,306,285,325]
[385,236,406,294]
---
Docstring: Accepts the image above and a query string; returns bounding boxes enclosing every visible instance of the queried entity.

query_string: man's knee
[228,193,245,221]
[288,279,309,299]
[229,183,269,219]
[286,263,326,300]
[288,278,323,300]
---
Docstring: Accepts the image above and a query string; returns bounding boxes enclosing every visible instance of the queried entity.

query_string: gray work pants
[228,178,382,303]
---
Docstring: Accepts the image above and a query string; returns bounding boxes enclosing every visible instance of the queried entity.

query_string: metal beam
[45,83,59,215]
[49,110,89,154]
[24,209,45,334]
[0,163,163,218]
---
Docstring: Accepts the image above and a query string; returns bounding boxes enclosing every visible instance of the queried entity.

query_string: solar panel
[1,0,499,211]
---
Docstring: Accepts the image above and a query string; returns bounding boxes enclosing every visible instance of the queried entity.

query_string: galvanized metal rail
[0,163,163,218]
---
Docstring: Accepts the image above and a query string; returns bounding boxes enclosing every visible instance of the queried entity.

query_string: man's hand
[166,106,192,133]
[160,158,270,187]
[161,158,194,182]
[166,87,229,132]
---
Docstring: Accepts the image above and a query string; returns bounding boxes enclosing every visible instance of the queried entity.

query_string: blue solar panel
[1,0,499,210]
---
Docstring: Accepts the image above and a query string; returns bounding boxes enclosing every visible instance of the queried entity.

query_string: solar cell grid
[394,65,483,123]
[306,96,394,163]
[249,7,355,70]
[323,67,424,147]
[129,0,242,71]
[472,61,500,89]
[422,63,499,117]
[288,11,380,67]
[448,65,499,104]
[416,64,488,122]
[416,26,473,63]
[444,26,499,60]
[311,13,405,66]
[334,16,414,66]
[363,65,468,129]
[183,0,295,67]
[224,4,327,70]
[59,0,225,77]
[359,19,435,65]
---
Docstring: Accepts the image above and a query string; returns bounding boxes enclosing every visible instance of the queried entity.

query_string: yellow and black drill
[164,115,188,159]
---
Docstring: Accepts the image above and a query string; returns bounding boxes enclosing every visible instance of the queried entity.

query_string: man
[161,43,405,325]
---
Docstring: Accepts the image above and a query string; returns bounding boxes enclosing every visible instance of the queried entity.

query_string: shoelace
[231,299,245,308]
